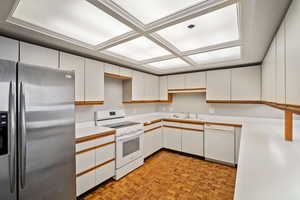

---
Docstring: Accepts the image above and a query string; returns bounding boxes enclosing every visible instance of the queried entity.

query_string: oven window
[123,138,140,157]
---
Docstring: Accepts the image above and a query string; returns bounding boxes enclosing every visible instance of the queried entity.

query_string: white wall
[157,93,285,119]
[75,77,158,122]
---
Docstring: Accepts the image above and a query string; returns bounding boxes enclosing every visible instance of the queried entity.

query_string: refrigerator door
[18,63,76,200]
[0,60,17,200]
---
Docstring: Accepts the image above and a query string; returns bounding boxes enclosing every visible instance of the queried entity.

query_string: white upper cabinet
[184,72,206,89]
[0,36,18,62]
[167,74,185,90]
[20,42,59,68]
[231,66,261,101]
[206,69,231,101]
[159,76,168,100]
[262,39,276,102]
[132,71,145,100]
[104,63,119,75]
[85,59,104,102]
[285,0,300,105]
[144,74,159,100]
[276,20,286,104]
[60,52,85,101]
[119,67,132,77]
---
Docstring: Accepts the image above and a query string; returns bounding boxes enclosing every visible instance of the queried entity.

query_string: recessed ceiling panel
[157,4,239,51]
[188,46,241,64]
[12,0,132,45]
[112,0,205,24]
[105,37,171,61]
[146,58,190,69]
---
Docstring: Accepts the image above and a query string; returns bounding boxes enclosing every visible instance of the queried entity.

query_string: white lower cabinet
[144,128,162,158]
[182,130,204,156]
[204,126,235,164]
[76,150,95,174]
[76,170,95,196]
[163,127,181,151]
[95,143,115,165]
[95,161,115,185]
[75,135,115,196]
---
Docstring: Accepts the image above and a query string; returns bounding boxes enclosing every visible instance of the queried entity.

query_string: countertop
[76,121,115,139]
[76,112,300,199]
[234,118,300,200]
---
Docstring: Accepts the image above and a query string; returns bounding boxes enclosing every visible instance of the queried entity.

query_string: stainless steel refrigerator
[0,59,76,200]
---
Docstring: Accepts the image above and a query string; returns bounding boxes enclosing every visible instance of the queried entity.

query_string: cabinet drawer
[76,150,95,174]
[95,161,115,185]
[76,170,95,196]
[76,135,115,152]
[95,144,115,165]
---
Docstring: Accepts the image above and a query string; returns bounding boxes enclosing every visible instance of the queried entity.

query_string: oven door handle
[117,130,144,142]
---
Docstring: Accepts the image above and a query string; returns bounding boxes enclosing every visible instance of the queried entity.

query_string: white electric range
[94,110,144,180]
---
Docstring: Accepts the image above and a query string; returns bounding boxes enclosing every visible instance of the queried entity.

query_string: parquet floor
[80,151,237,200]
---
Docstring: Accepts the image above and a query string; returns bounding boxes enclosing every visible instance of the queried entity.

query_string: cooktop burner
[103,121,140,129]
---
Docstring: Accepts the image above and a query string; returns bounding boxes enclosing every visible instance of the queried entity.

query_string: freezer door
[18,63,76,200]
[0,60,17,200]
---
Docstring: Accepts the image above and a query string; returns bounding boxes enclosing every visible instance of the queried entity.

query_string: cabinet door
[85,59,104,102]
[206,69,231,101]
[182,130,203,156]
[20,42,59,68]
[167,74,185,89]
[262,40,276,102]
[184,72,206,89]
[76,170,95,196]
[76,150,95,174]
[95,161,115,185]
[132,71,145,100]
[152,128,163,153]
[231,66,261,101]
[144,74,152,100]
[0,36,18,61]
[151,75,159,100]
[204,130,235,164]
[286,0,300,105]
[163,127,181,151]
[60,52,85,101]
[159,76,168,100]
[276,20,286,104]
[119,67,132,77]
[143,132,153,158]
[105,63,119,75]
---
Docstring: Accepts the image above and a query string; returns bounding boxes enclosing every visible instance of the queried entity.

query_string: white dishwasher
[204,124,235,165]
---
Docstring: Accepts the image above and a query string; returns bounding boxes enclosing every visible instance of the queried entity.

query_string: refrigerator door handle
[8,81,16,193]
[19,82,27,189]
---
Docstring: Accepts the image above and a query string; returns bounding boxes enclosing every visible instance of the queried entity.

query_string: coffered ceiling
[0,0,291,75]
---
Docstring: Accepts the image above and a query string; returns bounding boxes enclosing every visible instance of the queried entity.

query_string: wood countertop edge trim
[168,88,206,91]
[144,126,162,133]
[205,122,242,128]
[144,119,163,126]
[75,101,104,106]
[76,141,115,155]
[162,118,205,125]
[76,159,115,177]
[76,130,116,143]
[163,125,204,132]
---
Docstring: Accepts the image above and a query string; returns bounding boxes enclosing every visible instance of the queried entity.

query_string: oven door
[116,130,144,168]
